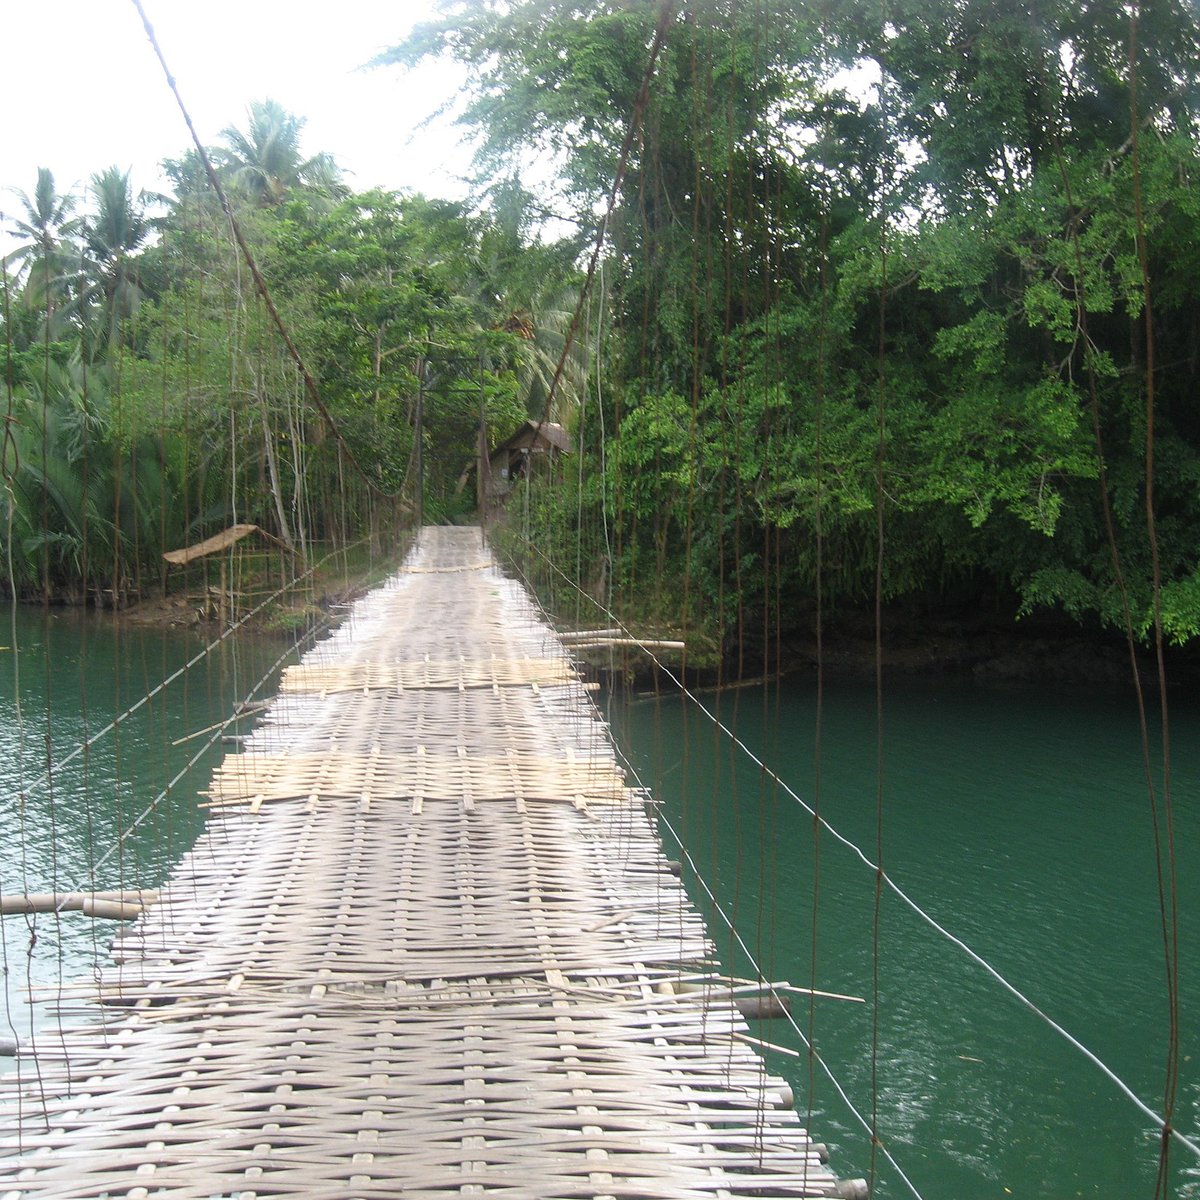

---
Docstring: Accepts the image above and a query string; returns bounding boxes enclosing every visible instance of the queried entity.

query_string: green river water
[0,606,1195,1198]
[605,676,1198,1199]
[0,607,290,1051]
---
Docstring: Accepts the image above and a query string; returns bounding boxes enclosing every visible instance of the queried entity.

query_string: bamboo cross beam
[0,890,157,919]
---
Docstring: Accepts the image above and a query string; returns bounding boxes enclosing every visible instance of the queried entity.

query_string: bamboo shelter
[163,523,293,626]
[0,526,861,1199]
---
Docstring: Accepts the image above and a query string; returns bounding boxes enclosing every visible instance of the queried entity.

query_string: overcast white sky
[0,0,473,219]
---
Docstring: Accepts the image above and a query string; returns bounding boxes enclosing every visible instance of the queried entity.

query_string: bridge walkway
[1,526,854,1199]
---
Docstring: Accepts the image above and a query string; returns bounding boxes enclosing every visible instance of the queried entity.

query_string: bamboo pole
[172,713,253,745]
[1,890,157,917]
[668,978,864,1004]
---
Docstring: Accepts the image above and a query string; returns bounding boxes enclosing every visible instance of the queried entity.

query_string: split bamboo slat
[0,526,858,1199]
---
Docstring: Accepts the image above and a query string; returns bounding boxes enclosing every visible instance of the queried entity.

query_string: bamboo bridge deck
[0,526,858,1200]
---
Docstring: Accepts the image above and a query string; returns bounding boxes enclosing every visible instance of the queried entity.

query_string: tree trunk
[259,389,294,554]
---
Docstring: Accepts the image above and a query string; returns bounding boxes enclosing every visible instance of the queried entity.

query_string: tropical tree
[5,168,81,328]
[219,99,345,209]
[0,353,187,603]
[468,180,589,421]
[77,167,152,357]
[384,0,1200,654]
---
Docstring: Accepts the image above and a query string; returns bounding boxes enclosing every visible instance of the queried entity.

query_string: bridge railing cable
[613,738,927,1200]
[0,542,373,815]
[75,611,336,892]
[513,543,925,1195]
[507,532,1200,1166]
[131,0,412,510]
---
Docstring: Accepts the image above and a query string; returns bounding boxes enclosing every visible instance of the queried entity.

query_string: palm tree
[5,168,81,323]
[219,99,344,208]
[469,191,591,422]
[155,148,223,221]
[499,282,590,424]
[79,167,151,355]
[3,356,186,603]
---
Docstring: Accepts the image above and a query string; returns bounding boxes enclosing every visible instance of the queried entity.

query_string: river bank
[781,605,1198,686]
[116,579,367,637]
[23,544,1200,691]
[578,602,1198,693]
[109,539,410,638]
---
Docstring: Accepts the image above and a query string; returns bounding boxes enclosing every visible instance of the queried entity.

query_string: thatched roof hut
[457,419,573,500]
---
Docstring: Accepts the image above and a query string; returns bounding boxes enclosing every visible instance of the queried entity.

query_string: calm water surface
[2,605,1195,1198]
[0,606,289,1045]
[606,675,1198,1199]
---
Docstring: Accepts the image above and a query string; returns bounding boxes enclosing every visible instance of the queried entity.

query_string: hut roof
[163,524,285,566]
[494,420,573,456]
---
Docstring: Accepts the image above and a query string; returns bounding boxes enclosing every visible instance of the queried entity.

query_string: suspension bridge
[0,526,864,1200]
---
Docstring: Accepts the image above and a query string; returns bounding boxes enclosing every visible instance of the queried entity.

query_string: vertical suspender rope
[868,18,894,1188]
[807,194,832,1174]
[130,0,407,513]
[1127,6,1180,1194]
[533,0,678,435]
[0,245,32,1133]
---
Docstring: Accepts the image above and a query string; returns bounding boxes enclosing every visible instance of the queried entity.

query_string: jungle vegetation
[385,0,1200,659]
[2,0,1199,667]
[1,101,583,604]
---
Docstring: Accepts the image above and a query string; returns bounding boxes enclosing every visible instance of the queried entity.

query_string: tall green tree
[5,168,81,324]
[383,0,1200,653]
[220,99,345,209]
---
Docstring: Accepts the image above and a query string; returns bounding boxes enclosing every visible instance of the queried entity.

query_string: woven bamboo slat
[0,526,856,1200]
[279,657,578,695]
[203,750,634,810]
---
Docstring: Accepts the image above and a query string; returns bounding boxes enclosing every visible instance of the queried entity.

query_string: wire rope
[508,533,1200,1165]
[807,178,833,1179]
[68,610,336,892]
[0,235,34,1130]
[571,644,926,1198]
[0,542,373,812]
[869,19,895,1188]
[531,0,678,439]
[130,0,409,509]
[649,797,926,1200]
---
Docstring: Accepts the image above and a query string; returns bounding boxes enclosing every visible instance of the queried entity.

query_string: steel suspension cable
[534,0,678,432]
[72,611,336,891]
[808,194,832,1173]
[868,19,895,1189]
[509,542,926,1196]
[0,541,373,811]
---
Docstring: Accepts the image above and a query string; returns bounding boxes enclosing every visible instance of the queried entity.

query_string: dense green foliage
[1,102,582,603]
[387,0,1200,657]
[4,3,1199,664]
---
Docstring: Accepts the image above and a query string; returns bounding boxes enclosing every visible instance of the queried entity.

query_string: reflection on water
[0,607,288,1047]
[606,676,1198,1199]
